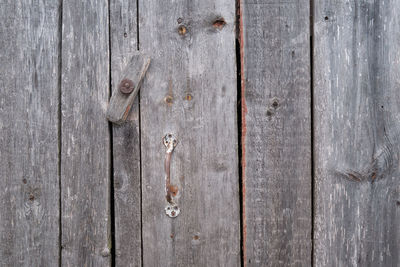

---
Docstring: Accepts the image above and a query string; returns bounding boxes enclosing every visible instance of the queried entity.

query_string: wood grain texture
[60,0,111,266]
[139,0,240,266]
[314,1,400,266]
[110,0,142,265]
[241,0,312,266]
[0,1,61,266]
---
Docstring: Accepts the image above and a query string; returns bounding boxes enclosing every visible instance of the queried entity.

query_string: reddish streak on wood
[238,0,247,265]
[123,104,132,120]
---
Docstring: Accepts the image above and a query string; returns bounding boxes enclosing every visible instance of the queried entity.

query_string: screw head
[119,78,134,94]
[165,204,180,218]
[178,25,187,35]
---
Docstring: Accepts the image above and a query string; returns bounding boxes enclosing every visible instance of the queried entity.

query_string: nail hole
[168,134,172,138]
[165,95,173,104]
[213,18,226,29]
[123,32,127,38]
[170,234,174,238]
[193,235,199,240]
[29,194,35,201]
[22,178,27,184]
[177,17,183,24]
[272,100,279,108]
[266,110,273,116]
[324,16,329,21]
[171,211,176,216]
[291,51,295,57]
[167,207,171,210]
[396,200,400,206]
[178,25,187,35]
[174,206,178,210]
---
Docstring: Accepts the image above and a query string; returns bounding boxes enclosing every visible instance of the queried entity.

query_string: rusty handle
[163,134,179,218]
[164,150,172,203]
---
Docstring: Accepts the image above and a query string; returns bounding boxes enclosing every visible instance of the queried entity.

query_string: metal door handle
[163,134,180,218]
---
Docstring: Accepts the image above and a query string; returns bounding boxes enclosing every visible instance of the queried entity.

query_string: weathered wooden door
[1,0,399,266]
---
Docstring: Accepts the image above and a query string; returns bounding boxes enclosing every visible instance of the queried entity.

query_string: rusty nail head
[119,78,134,94]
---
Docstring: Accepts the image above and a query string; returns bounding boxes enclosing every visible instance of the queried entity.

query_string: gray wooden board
[314,1,400,266]
[139,0,240,266]
[110,0,142,265]
[0,1,61,266]
[241,0,312,266]
[60,1,111,266]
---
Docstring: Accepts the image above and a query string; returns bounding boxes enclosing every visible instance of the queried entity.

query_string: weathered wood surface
[60,1,111,266]
[314,1,400,266]
[241,0,312,266]
[107,54,150,124]
[0,1,61,266]
[110,0,142,265]
[139,0,240,266]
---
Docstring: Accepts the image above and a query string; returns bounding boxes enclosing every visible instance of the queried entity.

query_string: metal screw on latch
[119,78,134,94]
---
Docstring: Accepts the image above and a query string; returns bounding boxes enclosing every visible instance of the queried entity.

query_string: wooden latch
[106,53,151,124]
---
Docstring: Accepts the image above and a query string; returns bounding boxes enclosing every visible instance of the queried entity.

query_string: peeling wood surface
[0,1,61,266]
[314,1,400,266]
[241,0,312,266]
[60,1,111,266]
[139,0,240,266]
[110,0,142,265]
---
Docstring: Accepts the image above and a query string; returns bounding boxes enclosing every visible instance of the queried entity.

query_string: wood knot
[184,94,192,101]
[213,18,226,29]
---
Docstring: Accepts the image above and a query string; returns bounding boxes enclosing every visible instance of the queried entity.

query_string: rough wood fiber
[139,1,240,266]
[106,54,150,124]
[0,1,61,266]
[314,1,400,266]
[110,0,142,265]
[241,0,312,266]
[61,1,111,266]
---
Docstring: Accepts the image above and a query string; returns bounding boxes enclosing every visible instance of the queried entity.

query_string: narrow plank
[60,1,111,266]
[241,0,312,266]
[314,1,400,266]
[0,1,61,266]
[109,0,142,265]
[139,1,240,266]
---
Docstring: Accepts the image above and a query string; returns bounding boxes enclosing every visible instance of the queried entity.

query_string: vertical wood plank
[0,1,61,266]
[139,1,240,266]
[241,0,312,266]
[61,0,111,266]
[109,0,141,265]
[314,1,400,266]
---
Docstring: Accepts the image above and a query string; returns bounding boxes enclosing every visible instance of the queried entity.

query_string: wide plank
[60,1,111,266]
[0,1,61,266]
[314,1,400,266]
[139,1,240,266]
[240,0,312,265]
